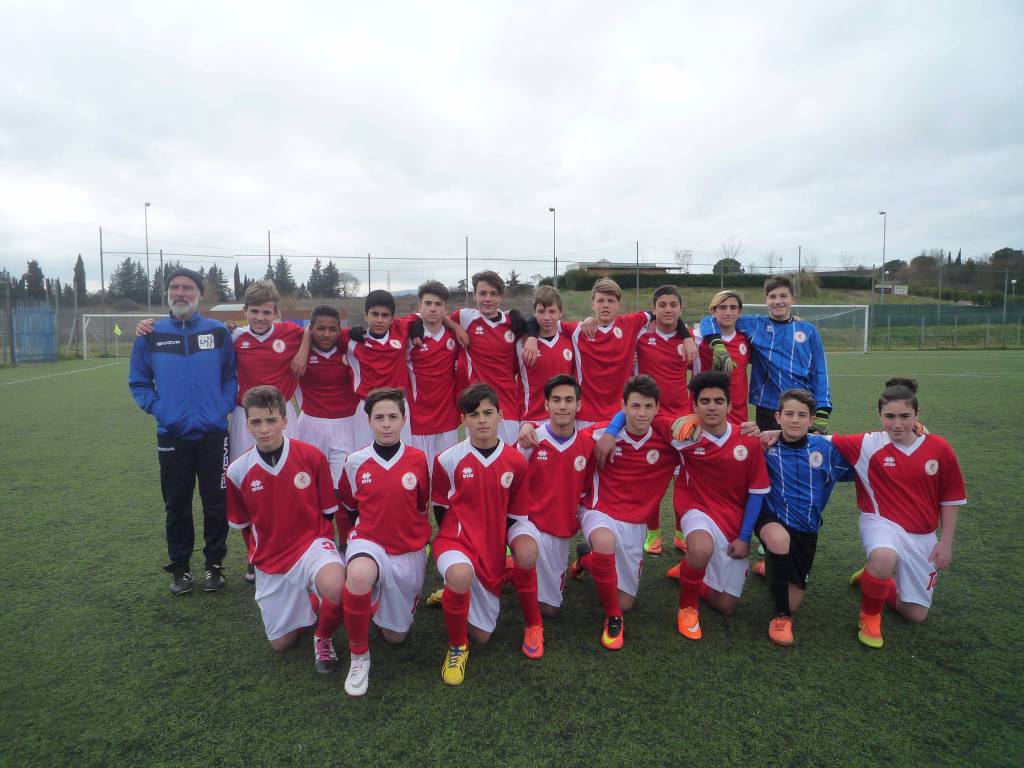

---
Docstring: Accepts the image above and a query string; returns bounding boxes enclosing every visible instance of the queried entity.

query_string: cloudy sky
[2,1,1022,292]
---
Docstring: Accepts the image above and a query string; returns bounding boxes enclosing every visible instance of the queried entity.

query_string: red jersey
[635,326,694,420]
[695,329,751,425]
[346,316,414,400]
[828,432,966,534]
[572,312,651,422]
[519,422,595,538]
[432,440,529,595]
[516,322,577,424]
[338,443,431,554]
[580,422,679,524]
[407,325,460,435]
[670,422,770,541]
[233,321,304,403]
[298,338,359,419]
[226,437,338,573]
[451,308,521,418]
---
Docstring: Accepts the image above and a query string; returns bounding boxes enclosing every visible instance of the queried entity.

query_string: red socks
[341,585,372,654]
[859,570,890,615]
[582,551,620,617]
[442,585,470,647]
[511,565,542,627]
[885,579,899,611]
[315,594,344,640]
[677,559,706,609]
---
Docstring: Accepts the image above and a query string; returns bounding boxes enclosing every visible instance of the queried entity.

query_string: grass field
[2,352,1023,767]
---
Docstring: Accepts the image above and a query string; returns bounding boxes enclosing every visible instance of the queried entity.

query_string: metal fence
[6,300,58,364]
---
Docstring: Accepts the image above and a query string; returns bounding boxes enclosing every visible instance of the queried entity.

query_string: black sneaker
[244,564,256,584]
[314,635,338,674]
[569,541,593,579]
[170,572,193,595]
[203,564,226,592]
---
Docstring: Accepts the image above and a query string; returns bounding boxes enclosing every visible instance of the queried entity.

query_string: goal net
[741,305,870,353]
[82,314,154,359]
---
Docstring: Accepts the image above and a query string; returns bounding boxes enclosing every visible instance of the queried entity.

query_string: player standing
[337,388,430,696]
[693,290,751,426]
[516,286,577,432]
[225,386,345,673]
[432,384,529,685]
[835,379,965,649]
[699,276,831,432]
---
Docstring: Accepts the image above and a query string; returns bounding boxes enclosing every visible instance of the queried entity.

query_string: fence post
[985,317,990,349]
[886,316,891,351]
[1018,316,1022,348]
[953,314,958,349]
[919,316,924,350]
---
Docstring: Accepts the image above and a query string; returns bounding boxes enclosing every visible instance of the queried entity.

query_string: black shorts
[755,406,778,432]
[754,512,818,590]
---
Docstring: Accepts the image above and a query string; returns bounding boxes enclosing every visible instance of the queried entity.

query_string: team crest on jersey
[613,327,623,339]
[504,330,515,343]
[809,451,823,468]
[293,471,311,489]
[574,455,587,471]
[500,471,514,488]
[402,472,418,489]
[925,459,939,476]
[739,343,747,355]
[794,331,807,344]
[250,479,264,492]
[646,449,660,464]
[361,471,372,485]
[733,445,748,461]
[693,446,706,455]
[272,339,286,353]
[536,449,549,461]
[446,338,456,351]
[198,333,215,350]
[562,348,573,361]
[462,466,475,479]
[389,339,402,349]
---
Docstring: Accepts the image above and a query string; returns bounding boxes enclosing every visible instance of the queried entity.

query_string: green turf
[2,354,1023,767]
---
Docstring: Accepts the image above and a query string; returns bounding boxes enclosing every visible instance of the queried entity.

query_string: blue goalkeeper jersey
[762,435,854,533]
[699,314,832,410]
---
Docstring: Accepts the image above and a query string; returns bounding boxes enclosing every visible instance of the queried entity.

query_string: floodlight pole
[144,202,152,310]
[549,207,557,289]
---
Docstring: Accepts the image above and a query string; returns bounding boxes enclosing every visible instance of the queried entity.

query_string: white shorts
[436,549,500,634]
[859,513,939,607]
[345,537,427,634]
[681,509,748,598]
[578,509,646,597]
[498,419,521,446]
[254,538,344,641]
[230,402,298,463]
[409,430,460,473]
[351,399,413,453]
[507,519,570,609]
[297,412,358,485]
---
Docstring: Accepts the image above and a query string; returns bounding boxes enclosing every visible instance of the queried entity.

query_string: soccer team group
[131,270,965,697]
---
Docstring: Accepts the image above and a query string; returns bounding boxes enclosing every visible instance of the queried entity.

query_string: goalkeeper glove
[914,420,929,435]
[671,414,702,442]
[810,408,830,434]
[710,338,735,374]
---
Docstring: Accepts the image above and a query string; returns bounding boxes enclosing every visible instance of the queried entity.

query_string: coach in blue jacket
[129,268,237,595]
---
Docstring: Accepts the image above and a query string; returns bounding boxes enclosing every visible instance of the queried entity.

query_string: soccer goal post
[82,314,154,360]
[741,305,870,353]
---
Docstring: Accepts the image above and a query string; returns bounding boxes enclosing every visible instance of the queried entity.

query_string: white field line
[0,361,123,386]
[832,372,1024,378]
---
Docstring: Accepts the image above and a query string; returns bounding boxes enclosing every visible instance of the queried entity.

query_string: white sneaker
[344,651,371,697]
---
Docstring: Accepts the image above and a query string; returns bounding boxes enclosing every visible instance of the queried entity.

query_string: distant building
[576,259,669,277]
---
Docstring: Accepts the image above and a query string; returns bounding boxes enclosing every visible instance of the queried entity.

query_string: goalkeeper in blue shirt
[699,276,832,433]
[753,388,854,646]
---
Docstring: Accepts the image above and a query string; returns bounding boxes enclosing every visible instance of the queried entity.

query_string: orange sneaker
[677,607,702,640]
[768,616,794,646]
[858,611,884,649]
[665,562,681,580]
[522,624,544,659]
[673,532,688,553]
[600,615,624,650]
[752,560,766,578]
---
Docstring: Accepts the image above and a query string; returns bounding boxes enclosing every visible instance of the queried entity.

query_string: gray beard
[170,299,199,321]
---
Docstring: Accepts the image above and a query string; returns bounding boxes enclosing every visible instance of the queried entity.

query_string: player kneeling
[226,386,345,673]
[337,388,430,696]
[671,372,770,641]
[753,389,855,646]
[432,384,529,685]
[512,375,596,659]
[834,379,965,649]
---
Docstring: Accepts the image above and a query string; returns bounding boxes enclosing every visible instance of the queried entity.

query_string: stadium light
[878,211,887,305]
[144,202,152,311]
[549,207,557,290]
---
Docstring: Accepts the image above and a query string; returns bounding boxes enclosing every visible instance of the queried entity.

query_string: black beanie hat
[165,267,204,294]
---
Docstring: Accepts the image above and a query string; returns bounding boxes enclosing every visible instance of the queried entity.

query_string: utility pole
[159,249,164,307]
[267,230,272,273]
[99,226,106,307]
[635,241,640,311]
[465,236,469,307]
[367,253,371,292]
[144,201,152,310]
[797,245,802,295]
[549,207,557,290]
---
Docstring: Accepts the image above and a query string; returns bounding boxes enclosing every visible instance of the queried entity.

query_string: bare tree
[673,249,693,274]
[801,250,820,272]
[721,238,743,263]
[838,252,859,272]
[764,250,782,274]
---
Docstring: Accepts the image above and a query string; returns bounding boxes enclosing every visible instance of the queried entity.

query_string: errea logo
[461,466,475,479]
[360,471,372,485]
[647,336,657,346]
[536,449,549,461]
[693,447,706,456]
[250,479,264,492]
[474,327,485,335]
[883,456,897,468]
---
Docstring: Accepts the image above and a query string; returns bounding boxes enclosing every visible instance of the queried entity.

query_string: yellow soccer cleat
[858,611,884,649]
[600,615,624,650]
[426,588,444,607]
[442,644,469,685]
[644,531,663,555]
[849,567,865,587]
